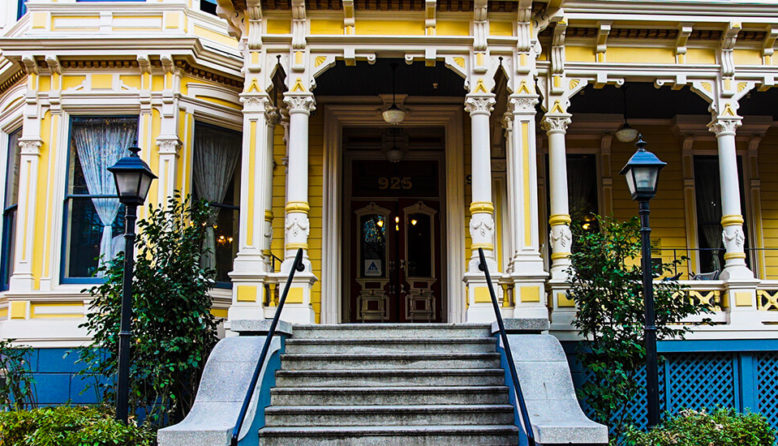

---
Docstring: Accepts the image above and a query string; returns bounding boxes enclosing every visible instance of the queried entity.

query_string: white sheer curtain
[193,124,241,270]
[72,117,137,269]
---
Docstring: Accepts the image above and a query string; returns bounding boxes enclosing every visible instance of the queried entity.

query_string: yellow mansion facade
[1,0,778,346]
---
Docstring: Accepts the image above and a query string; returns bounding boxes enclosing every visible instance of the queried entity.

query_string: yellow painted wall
[759,127,778,279]
[32,110,52,289]
[608,125,691,277]
[308,112,324,321]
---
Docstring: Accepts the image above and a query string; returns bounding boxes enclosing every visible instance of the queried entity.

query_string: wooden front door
[346,160,442,322]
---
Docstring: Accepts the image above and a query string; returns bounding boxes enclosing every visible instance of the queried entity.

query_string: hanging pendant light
[382,63,406,125]
[615,85,638,143]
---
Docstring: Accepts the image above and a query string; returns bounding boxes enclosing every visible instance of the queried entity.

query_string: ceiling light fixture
[615,85,639,143]
[382,63,406,125]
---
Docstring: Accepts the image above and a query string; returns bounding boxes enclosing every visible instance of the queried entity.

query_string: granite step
[279,352,501,370]
[283,337,496,354]
[274,368,506,387]
[258,425,519,446]
[292,323,492,340]
[270,385,510,406]
[264,404,515,426]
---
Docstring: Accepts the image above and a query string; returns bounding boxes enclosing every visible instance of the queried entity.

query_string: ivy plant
[567,215,712,443]
[0,339,36,411]
[78,194,218,427]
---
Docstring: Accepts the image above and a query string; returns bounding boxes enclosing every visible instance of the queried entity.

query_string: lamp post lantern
[108,144,156,423]
[619,135,666,428]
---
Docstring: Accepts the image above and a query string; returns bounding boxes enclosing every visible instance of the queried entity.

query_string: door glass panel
[360,214,386,278]
[406,213,431,277]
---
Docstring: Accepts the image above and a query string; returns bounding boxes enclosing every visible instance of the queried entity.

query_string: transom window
[1,128,21,290]
[62,116,137,281]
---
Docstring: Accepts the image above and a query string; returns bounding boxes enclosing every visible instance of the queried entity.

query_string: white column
[463,93,501,322]
[542,114,573,280]
[279,92,317,324]
[228,93,273,322]
[507,94,548,320]
[9,138,41,291]
[262,106,278,272]
[154,85,181,207]
[709,117,752,280]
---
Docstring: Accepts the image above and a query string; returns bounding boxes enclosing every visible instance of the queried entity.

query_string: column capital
[708,116,741,137]
[541,114,572,134]
[508,94,539,115]
[464,94,496,116]
[240,92,272,113]
[156,136,182,156]
[18,137,42,156]
[283,93,316,115]
[266,104,281,125]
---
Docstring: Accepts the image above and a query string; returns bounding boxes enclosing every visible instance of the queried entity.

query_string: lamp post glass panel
[619,135,666,428]
[107,144,157,423]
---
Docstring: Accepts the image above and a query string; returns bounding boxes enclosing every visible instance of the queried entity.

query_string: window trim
[60,115,139,284]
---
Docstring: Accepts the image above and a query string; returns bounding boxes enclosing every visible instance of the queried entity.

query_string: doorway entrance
[342,129,446,323]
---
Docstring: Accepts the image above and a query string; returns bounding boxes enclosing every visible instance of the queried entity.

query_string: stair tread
[276,368,504,375]
[272,385,508,392]
[265,404,514,413]
[282,352,499,358]
[260,425,518,434]
[286,337,494,343]
[294,324,491,329]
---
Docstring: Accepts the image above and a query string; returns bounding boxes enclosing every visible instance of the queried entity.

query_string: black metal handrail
[230,248,305,446]
[478,248,535,446]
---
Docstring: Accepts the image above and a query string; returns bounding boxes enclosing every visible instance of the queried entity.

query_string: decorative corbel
[675,24,693,64]
[216,0,245,39]
[516,0,532,52]
[246,0,263,50]
[720,21,740,80]
[551,18,567,75]
[343,0,355,35]
[136,54,151,74]
[291,0,306,50]
[473,0,488,52]
[44,55,60,74]
[425,0,436,36]
[595,22,611,63]
[762,25,777,65]
[160,54,175,75]
[21,55,38,75]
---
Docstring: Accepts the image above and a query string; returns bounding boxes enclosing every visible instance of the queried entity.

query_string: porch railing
[230,248,304,446]
[478,248,535,446]
[653,247,778,281]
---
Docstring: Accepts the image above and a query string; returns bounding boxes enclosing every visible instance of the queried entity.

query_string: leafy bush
[568,216,712,442]
[625,408,776,446]
[0,339,36,410]
[79,194,218,427]
[0,406,154,446]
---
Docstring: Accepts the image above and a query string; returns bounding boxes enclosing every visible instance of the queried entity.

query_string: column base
[720,262,754,281]
[511,275,549,320]
[9,273,34,292]
[547,280,575,331]
[268,271,318,324]
[464,271,503,323]
[227,252,269,323]
[723,278,759,328]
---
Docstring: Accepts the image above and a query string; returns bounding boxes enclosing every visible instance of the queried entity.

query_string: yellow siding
[609,125,690,277]
[308,112,324,322]
[463,120,472,264]
[32,111,52,289]
[760,127,778,278]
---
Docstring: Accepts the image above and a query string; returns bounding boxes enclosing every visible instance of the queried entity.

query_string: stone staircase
[258,324,519,445]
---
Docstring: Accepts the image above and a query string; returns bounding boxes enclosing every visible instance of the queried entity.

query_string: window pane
[406,213,431,277]
[360,214,386,278]
[64,116,138,279]
[1,128,21,290]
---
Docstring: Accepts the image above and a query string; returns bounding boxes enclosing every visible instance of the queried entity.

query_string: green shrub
[0,406,154,446]
[625,408,776,446]
[0,339,36,410]
[79,194,218,427]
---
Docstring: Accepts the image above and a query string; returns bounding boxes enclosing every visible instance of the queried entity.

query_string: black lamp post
[619,135,666,428]
[107,144,156,423]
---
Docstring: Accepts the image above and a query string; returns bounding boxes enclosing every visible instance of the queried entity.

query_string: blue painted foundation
[562,339,778,436]
[16,348,105,407]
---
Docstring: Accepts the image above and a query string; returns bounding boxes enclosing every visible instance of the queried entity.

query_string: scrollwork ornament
[722,225,745,252]
[469,213,495,245]
[550,224,572,251]
[285,212,310,244]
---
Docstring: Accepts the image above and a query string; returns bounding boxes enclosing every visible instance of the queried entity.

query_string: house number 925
[378,176,413,190]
